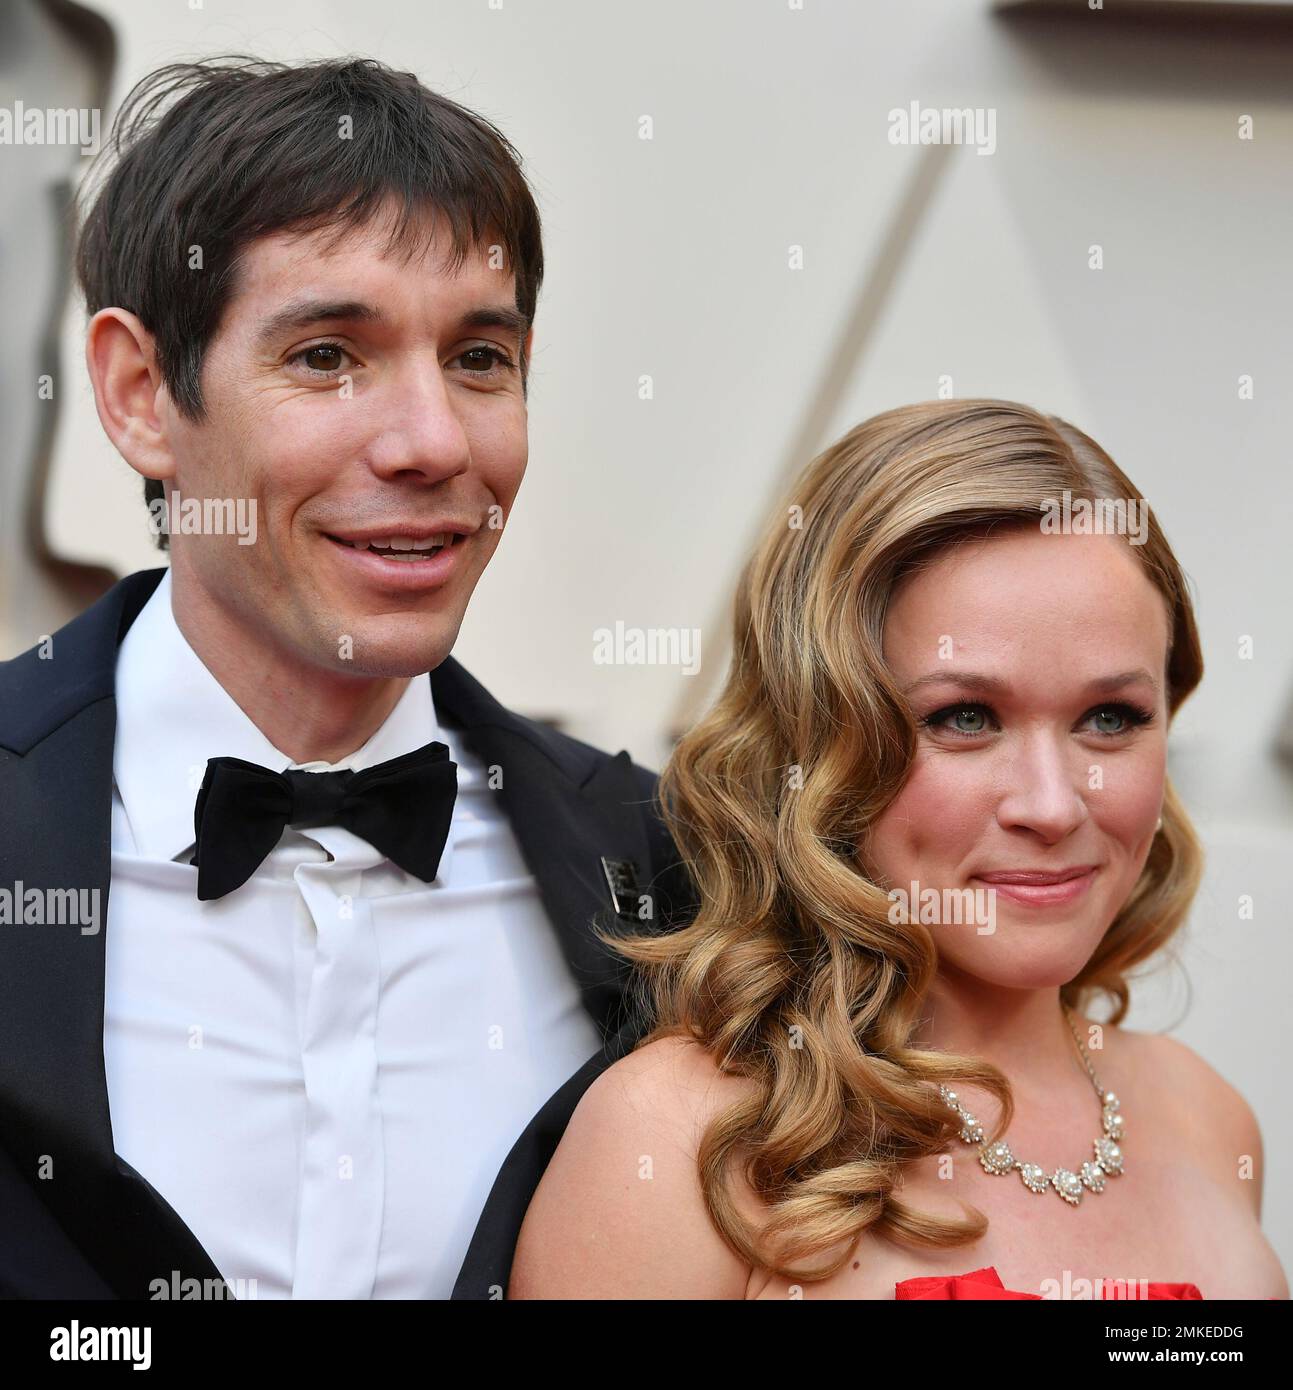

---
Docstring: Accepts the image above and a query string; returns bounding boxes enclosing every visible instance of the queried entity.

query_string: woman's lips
[971,867,1098,907]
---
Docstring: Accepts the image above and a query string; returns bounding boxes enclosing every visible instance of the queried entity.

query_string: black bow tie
[191,741,458,901]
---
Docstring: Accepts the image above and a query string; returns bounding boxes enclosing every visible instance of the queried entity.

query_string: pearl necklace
[937,1005,1125,1207]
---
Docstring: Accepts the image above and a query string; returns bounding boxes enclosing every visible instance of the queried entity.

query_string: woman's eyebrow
[902,668,1160,696]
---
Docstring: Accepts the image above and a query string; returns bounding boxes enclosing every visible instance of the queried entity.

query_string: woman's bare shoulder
[605,1033,763,1122]
[507,1036,763,1299]
[1104,1021,1265,1211]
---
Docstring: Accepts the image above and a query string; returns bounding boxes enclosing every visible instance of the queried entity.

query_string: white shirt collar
[113,567,445,864]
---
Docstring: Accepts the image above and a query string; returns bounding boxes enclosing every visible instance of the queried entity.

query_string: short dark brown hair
[75,55,544,550]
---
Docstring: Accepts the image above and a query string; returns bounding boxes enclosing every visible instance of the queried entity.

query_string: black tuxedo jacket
[0,567,695,1299]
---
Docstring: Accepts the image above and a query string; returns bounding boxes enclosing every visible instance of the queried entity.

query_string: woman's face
[865,527,1171,990]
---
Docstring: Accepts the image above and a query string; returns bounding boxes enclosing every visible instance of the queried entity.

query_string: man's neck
[167,570,410,765]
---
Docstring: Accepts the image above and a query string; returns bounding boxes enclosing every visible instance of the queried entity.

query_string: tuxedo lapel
[0,567,224,1297]
[429,659,655,1040]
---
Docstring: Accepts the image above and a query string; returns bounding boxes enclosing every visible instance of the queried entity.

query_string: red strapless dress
[895,1265,1203,1300]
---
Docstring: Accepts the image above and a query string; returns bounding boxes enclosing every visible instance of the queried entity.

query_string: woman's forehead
[883,531,1172,674]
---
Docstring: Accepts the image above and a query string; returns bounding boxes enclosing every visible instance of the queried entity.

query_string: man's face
[160,205,531,678]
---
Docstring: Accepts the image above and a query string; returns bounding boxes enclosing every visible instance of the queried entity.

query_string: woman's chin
[938,935,1105,992]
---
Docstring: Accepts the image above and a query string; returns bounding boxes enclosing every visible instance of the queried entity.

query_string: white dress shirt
[102,568,601,1298]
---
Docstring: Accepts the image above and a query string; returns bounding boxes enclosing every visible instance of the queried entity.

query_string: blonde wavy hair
[600,398,1204,1283]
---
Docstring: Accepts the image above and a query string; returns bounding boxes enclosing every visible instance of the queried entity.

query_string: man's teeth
[338,534,450,557]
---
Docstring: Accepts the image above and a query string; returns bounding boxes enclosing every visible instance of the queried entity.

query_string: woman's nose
[994,736,1089,841]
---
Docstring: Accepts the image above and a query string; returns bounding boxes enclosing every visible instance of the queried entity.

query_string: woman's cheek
[868,752,989,884]
[1089,740,1166,845]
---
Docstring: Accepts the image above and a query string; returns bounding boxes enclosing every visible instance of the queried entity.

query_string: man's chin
[319,613,463,678]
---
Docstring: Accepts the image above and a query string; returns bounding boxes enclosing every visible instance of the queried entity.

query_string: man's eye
[289,343,351,376]
[456,345,515,377]
[286,343,514,380]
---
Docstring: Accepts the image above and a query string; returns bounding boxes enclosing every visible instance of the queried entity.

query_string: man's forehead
[237,216,505,294]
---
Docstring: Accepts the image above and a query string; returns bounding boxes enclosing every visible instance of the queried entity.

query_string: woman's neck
[911,972,1089,1092]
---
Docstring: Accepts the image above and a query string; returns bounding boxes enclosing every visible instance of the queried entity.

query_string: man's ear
[84,307,179,483]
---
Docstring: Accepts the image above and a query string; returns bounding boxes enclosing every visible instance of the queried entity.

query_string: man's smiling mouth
[319,528,473,591]
[326,533,456,560]
[323,528,471,562]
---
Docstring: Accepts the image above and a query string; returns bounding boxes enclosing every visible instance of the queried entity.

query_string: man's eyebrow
[255,299,386,346]
[254,297,529,348]
[901,668,1160,697]
[457,304,530,344]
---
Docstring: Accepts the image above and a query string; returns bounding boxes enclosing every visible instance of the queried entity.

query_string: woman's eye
[1084,703,1155,736]
[923,704,993,737]
[289,343,351,376]
[920,700,1155,741]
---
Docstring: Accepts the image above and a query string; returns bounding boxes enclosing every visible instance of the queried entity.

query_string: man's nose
[362,361,472,483]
